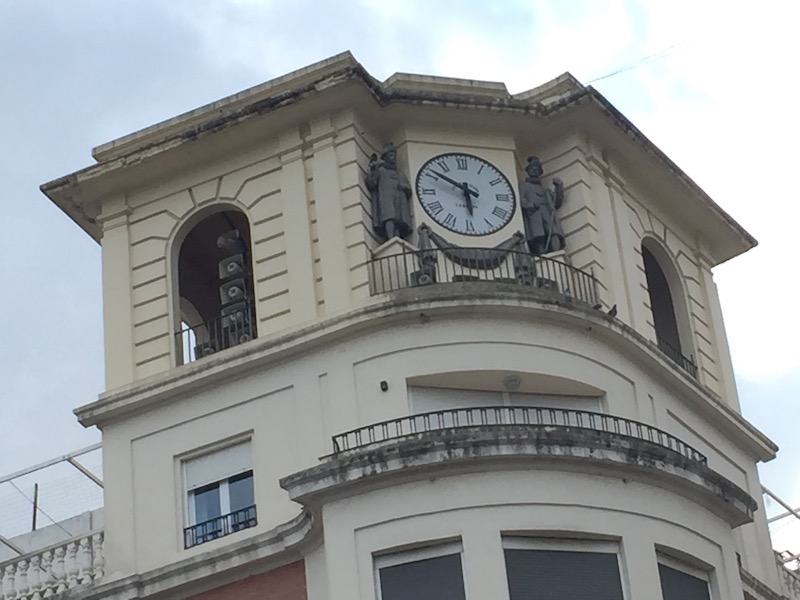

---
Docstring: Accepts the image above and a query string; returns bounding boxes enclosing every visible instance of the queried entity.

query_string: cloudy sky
[1,0,798,547]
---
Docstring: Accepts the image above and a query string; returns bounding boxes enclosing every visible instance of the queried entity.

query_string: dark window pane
[228,471,254,512]
[379,553,466,600]
[193,483,221,523]
[505,548,624,600]
[658,564,710,600]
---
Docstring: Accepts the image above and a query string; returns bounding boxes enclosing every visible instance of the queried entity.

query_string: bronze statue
[520,156,565,255]
[366,143,413,241]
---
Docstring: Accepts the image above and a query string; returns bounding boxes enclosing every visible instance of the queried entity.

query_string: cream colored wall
[523,135,739,407]
[100,110,373,389]
[314,469,743,600]
[100,104,739,415]
[99,314,777,588]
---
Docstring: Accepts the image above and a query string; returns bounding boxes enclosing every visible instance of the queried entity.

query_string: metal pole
[31,483,38,531]
[763,486,800,526]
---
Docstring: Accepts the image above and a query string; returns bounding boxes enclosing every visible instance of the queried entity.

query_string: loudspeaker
[194,342,217,359]
[220,279,246,305]
[221,302,249,328]
[219,254,245,280]
[217,229,246,254]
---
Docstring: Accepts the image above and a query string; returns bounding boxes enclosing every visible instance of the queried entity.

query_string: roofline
[40,54,757,260]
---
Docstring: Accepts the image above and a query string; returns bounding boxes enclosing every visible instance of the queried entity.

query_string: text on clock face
[415,153,516,236]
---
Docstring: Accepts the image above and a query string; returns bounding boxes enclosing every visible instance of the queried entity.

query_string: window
[503,538,625,600]
[375,543,466,600]
[183,441,256,548]
[658,557,711,600]
[175,208,256,364]
[641,239,696,377]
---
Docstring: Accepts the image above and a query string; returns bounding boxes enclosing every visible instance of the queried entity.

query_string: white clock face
[415,153,516,236]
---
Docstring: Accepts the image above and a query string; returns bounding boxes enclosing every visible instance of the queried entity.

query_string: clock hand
[461,182,474,216]
[429,169,480,199]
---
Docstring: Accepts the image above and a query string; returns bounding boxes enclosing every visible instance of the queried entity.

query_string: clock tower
[32,52,792,600]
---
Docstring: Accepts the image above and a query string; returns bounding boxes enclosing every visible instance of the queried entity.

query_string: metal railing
[183,505,257,549]
[331,406,707,465]
[176,301,256,365]
[369,246,600,306]
[656,334,698,379]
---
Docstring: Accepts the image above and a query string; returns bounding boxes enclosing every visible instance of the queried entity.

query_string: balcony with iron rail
[176,300,256,365]
[369,246,703,382]
[281,405,757,529]
[369,244,601,307]
[657,334,698,379]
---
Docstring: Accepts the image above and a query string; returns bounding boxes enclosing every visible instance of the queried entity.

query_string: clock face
[415,152,516,236]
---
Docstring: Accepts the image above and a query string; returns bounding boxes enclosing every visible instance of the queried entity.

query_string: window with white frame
[375,542,466,600]
[503,537,625,600]
[182,441,256,549]
[657,555,711,600]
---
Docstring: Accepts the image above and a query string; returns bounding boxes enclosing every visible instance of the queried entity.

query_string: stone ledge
[280,425,756,527]
[75,286,777,464]
[58,512,317,600]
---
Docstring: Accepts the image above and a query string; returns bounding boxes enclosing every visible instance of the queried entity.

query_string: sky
[0,0,798,549]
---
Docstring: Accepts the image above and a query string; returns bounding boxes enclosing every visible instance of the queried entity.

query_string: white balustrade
[0,531,103,600]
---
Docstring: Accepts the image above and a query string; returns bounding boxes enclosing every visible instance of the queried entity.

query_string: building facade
[3,52,796,599]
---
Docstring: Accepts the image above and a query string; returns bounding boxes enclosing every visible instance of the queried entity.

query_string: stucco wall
[98,312,775,588]
[98,107,739,414]
[313,469,743,600]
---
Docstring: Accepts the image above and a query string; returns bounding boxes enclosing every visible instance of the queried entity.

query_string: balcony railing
[0,531,104,600]
[184,505,257,549]
[370,246,600,306]
[656,334,698,379]
[331,406,707,465]
[176,301,256,365]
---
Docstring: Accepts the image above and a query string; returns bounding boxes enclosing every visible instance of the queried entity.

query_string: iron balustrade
[331,406,707,465]
[369,246,600,307]
[656,334,698,379]
[183,505,257,549]
[176,301,256,365]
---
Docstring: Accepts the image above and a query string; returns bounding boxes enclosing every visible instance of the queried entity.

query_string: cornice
[40,53,756,262]
[75,285,778,463]
[60,512,317,600]
[280,425,756,527]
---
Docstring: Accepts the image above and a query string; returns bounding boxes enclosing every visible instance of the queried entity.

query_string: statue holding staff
[519,155,565,255]
[366,142,413,241]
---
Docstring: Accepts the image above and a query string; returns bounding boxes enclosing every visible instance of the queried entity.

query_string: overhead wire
[586,41,689,85]
[8,480,74,538]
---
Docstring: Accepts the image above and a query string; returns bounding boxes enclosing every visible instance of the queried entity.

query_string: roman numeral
[443,213,456,228]
[489,177,502,186]
[477,164,485,174]
[436,161,451,173]
[426,200,444,215]
[484,218,495,229]
[495,193,511,202]
[456,157,468,170]
[465,220,476,233]
[492,206,509,220]
[421,188,436,195]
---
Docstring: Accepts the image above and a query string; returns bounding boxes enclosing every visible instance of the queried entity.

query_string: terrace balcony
[282,405,757,528]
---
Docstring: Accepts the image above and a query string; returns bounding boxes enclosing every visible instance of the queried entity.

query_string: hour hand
[461,183,474,216]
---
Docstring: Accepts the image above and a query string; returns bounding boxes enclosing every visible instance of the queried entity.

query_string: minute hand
[430,170,479,197]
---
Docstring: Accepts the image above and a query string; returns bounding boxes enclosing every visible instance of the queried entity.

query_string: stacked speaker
[217,230,253,347]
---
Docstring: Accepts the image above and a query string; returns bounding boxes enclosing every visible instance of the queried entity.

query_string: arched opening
[641,239,696,377]
[175,208,256,364]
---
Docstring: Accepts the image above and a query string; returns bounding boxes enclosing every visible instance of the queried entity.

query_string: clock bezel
[414,152,517,237]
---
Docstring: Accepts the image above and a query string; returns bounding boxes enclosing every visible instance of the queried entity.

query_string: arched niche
[173,205,256,364]
[641,238,694,373]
